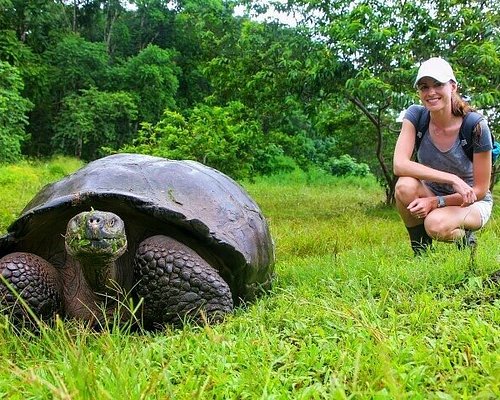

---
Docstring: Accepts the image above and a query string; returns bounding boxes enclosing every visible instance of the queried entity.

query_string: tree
[52,87,137,160]
[44,33,109,95]
[21,33,111,155]
[168,0,242,107]
[0,61,33,163]
[127,0,176,53]
[109,44,180,123]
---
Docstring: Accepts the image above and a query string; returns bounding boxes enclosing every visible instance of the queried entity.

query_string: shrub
[119,102,293,179]
[323,154,371,177]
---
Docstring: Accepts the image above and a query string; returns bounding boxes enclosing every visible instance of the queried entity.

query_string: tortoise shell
[0,154,275,303]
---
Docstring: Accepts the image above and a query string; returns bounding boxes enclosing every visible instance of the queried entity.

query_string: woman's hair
[451,91,475,116]
[450,89,482,142]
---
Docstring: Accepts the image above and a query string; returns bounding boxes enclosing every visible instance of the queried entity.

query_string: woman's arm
[393,119,459,183]
[472,150,492,199]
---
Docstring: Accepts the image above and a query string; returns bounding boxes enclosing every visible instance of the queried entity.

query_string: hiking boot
[456,230,477,251]
[412,242,434,257]
[407,224,433,257]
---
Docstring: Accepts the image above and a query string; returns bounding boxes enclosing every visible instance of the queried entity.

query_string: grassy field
[0,158,499,399]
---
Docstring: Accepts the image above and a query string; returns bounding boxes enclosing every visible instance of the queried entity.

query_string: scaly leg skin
[0,252,62,325]
[134,235,233,328]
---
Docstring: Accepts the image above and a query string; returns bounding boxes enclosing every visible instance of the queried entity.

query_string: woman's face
[417,77,457,112]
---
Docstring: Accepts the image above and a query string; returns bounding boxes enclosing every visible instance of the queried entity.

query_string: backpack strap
[458,112,484,162]
[414,107,430,160]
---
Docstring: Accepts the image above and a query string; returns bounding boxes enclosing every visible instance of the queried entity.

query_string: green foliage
[203,19,325,142]
[109,44,180,123]
[0,0,69,52]
[0,61,32,163]
[125,0,175,55]
[170,0,240,107]
[0,29,48,103]
[120,101,293,179]
[53,87,137,160]
[0,29,53,156]
[323,154,371,177]
[44,33,109,94]
[23,33,112,156]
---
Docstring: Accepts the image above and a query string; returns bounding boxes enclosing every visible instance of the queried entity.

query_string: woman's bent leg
[424,206,483,242]
[395,177,434,226]
[395,177,435,255]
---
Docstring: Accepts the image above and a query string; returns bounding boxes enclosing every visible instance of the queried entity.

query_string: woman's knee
[395,177,421,204]
[424,213,455,240]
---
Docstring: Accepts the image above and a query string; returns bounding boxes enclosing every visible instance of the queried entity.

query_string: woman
[393,57,493,255]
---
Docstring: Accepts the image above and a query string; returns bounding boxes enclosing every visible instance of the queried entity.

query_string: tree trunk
[104,1,122,55]
[347,95,396,204]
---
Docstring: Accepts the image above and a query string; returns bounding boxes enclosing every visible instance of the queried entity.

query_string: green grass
[0,157,84,232]
[0,160,499,399]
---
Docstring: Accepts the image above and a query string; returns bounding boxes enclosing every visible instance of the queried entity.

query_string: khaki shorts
[470,199,493,228]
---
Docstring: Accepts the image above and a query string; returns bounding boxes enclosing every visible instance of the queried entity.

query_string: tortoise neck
[66,255,120,297]
[80,259,118,295]
[62,257,121,321]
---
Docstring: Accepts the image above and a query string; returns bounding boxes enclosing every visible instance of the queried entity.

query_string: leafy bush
[323,154,371,177]
[267,130,317,171]
[119,102,293,179]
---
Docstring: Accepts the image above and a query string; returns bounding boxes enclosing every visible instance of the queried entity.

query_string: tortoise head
[65,210,128,262]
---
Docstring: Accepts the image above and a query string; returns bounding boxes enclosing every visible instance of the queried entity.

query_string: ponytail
[451,92,474,116]
[451,91,482,143]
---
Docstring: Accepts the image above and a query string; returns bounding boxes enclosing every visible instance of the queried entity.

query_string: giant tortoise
[0,154,274,328]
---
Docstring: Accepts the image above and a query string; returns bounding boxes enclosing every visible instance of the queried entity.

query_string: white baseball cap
[414,57,457,87]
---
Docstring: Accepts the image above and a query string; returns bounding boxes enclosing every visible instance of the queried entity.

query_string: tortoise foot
[0,252,62,325]
[134,235,233,327]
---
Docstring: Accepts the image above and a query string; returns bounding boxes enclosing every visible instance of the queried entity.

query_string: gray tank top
[404,105,492,201]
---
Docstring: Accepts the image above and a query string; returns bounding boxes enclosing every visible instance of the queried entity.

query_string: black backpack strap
[458,112,484,161]
[415,107,430,158]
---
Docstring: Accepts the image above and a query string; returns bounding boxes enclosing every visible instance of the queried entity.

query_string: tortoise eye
[109,219,115,227]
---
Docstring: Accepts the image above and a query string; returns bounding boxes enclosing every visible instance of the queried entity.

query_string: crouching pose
[393,57,494,255]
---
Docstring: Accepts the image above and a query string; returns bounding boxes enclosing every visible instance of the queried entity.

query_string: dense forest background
[1,0,499,202]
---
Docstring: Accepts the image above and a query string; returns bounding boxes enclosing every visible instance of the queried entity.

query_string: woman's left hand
[407,197,435,219]
[450,177,477,206]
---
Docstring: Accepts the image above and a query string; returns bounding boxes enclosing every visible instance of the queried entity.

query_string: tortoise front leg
[134,235,233,328]
[0,252,63,324]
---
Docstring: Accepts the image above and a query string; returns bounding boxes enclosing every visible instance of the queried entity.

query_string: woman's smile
[425,95,442,107]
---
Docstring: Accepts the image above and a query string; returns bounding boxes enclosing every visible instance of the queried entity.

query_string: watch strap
[437,196,445,208]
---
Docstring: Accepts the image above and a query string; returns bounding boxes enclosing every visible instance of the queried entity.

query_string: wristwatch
[437,196,446,208]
